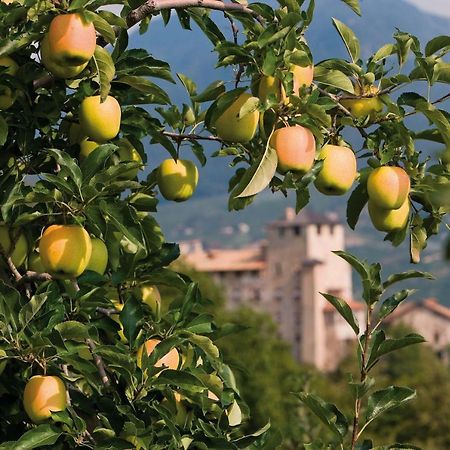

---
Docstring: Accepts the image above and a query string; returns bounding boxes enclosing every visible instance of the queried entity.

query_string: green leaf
[191,80,225,103]
[378,289,416,319]
[235,144,277,198]
[120,295,143,346]
[425,35,450,56]
[383,270,434,289]
[46,149,82,189]
[81,144,117,182]
[346,181,368,230]
[93,46,115,101]
[10,424,61,449]
[375,334,425,360]
[18,292,49,330]
[0,115,8,146]
[340,0,361,16]
[84,11,115,44]
[320,292,359,334]
[313,66,355,93]
[55,321,90,342]
[332,18,360,63]
[115,75,170,104]
[366,386,416,425]
[296,392,348,440]
[372,43,397,62]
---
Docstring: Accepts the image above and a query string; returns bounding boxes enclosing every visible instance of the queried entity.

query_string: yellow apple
[39,224,92,278]
[0,349,7,376]
[0,225,28,267]
[367,166,410,210]
[157,159,198,202]
[341,85,383,119]
[136,338,180,370]
[314,144,357,195]
[116,138,143,179]
[40,34,87,79]
[368,198,410,232]
[0,56,19,111]
[291,64,314,92]
[23,375,67,423]
[258,75,286,104]
[214,93,259,143]
[47,13,96,66]
[139,284,161,313]
[85,238,108,275]
[270,125,316,174]
[79,138,99,162]
[79,95,121,142]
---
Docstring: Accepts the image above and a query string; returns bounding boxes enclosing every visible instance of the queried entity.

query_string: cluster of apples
[22,336,181,423]
[367,166,411,232]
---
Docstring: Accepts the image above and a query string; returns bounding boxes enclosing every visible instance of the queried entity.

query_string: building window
[294,226,301,236]
[330,224,335,234]
[253,289,261,302]
[434,331,440,344]
[316,224,322,234]
[278,227,285,237]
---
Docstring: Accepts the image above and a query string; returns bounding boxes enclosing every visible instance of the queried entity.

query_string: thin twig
[163,130,223,142]
[61,364,72,406]
[17,271,53,285]
[86,339,111,387]
[96,307,119,317]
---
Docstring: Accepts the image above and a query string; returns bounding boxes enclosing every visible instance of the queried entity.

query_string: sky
[403,0,450,18]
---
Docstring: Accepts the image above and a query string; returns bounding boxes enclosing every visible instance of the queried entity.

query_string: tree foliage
[0,0,449,447]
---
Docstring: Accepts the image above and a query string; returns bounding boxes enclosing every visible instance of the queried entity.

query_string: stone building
[386,298,450,363]
[180,208,365,371]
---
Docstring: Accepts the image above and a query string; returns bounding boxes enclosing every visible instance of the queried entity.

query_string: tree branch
[17,271,53,285]
[96,307,119,317]
[86,339,111,387]
[126,0,263,28]
[163,130,223,142]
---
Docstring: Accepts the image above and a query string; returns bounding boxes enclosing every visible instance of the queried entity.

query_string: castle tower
[265,208,353,368]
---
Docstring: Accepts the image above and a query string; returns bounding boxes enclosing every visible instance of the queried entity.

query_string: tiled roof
[323,299,365,313]
[387,297,450,322]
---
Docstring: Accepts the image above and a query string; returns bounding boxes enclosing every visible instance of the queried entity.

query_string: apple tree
[0,0,448,448]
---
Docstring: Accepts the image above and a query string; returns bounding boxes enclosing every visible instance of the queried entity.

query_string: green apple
[214,93,259,143]
[28,252,46,273]
[139,284,161,313]
[157,159,199,202]
[314,144,357,195]
[85,238,108,275]
[0,56,18,110]
[0,349,7,376]
[116,138,143,179]
[0,225,28,267]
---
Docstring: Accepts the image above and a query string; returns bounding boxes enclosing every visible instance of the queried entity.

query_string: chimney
[285,207,296,222]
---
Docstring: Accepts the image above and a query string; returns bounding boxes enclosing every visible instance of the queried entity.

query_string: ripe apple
[258,75,286,104]
[270,125,316,174]
[79,139,99,161]
[341,85,383,119]
[0,56,19,110]
[291,64,314,92]
[79,95,121,142]
[367,166,410,210]
[28,251,46,273]
[0,225,28,267]
[157,159,198,202]
[139,284,161,313]
[23,375,67,423]
[314,144,357,195]
[85,238,108,275]
[40,34,87,79]
[39,224,92,278]
[214,93,259,143]
[47,13,96,66]
[136,338,180,370]
[116,138,143,179]
[368,198,410,232]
